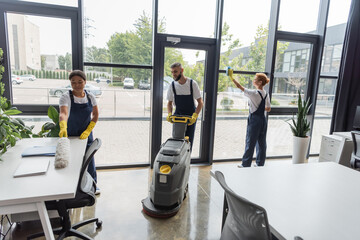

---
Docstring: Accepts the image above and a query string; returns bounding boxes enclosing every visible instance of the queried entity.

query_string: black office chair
[350,131,360,170]
[28,138,103,240]
[213,171,272,240]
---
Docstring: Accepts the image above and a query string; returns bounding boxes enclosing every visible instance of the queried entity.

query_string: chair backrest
[214,171,272,240]
[78,138,102,190]
[351,131,360,157]
[351,131,360,169]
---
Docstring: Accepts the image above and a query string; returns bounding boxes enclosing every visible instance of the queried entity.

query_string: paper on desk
[13,158,50,178]
[21,146,56,157]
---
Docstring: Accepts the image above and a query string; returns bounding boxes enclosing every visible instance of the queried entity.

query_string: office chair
[213,171,272,240]
[28,138,103,240]
[350,131,360,170]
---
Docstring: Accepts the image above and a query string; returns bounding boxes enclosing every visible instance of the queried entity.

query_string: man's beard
[175,73,182,81]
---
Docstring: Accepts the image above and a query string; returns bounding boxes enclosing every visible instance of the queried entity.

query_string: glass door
[155,39,217,164]
[162,47,206,159]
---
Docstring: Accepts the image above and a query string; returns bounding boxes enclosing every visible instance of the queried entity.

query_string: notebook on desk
[13,158,50,178]
[21,146,56,157]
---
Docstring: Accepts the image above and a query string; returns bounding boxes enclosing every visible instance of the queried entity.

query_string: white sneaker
[252,163,258,167]
[237,164,244,168]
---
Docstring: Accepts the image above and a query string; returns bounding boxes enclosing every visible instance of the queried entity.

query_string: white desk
[211,162,360,240]
[0,138,87,240]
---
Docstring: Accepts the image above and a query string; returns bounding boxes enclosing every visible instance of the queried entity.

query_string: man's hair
[170,62,182,68]
[69,70,86,81]
[255,73,270,86]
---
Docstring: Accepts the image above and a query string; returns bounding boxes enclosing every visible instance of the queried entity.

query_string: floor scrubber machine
[142,115,192,218]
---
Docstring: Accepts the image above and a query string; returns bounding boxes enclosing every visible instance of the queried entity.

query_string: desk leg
[36,202,55,240]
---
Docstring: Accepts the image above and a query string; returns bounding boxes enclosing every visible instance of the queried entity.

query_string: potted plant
[0,48,34,160]
[287,90,311,164]
[32,106,60,138]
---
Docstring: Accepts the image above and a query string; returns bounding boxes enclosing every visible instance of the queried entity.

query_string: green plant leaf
[285,90,311,137]
[4,109,22,115]
[17,118,25,126]
[1,100,10,110]
[0,126,7,138]
[9,136,16,147]
[43,122,56,130]
[48,106,59,124]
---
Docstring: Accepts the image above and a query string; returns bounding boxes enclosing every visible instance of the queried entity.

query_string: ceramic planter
[292,136,310,164]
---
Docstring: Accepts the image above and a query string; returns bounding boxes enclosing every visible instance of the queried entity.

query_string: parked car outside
[138,80,150,90]
[49,83,102,97]
[12,75,23,85]
[20,74,36,81]
[123,78,134,89]
[95,77,111,84]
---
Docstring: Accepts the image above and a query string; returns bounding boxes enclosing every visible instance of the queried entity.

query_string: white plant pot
[292,136,310,164]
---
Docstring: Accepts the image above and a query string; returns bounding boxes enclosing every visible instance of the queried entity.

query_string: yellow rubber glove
[189,112,198,126]
[228,68,235,81]
[166,113,173,123]
[80,121,96,139]
[59,120,68,138]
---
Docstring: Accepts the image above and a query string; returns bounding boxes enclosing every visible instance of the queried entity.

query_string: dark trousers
[241,114,267,167]
[185,121,196,150]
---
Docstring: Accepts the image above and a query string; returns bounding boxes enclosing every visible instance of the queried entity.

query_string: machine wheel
[183,184,188,200]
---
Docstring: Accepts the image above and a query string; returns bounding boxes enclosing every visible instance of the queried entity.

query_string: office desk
[211,162,360,240]
[0,138,87,240]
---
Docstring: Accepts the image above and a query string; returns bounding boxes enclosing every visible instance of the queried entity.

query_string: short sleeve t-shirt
[166,78,202,106]
[59,91,97,117]
[243,88,271,114]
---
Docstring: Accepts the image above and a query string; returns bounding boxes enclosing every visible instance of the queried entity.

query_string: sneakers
[95,187,101,195]
[238,163,259,168]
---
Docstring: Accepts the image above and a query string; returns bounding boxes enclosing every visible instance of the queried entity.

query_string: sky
[20,0,352,64]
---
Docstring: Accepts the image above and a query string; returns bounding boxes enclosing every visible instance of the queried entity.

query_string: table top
[0,137,87,206]
[211,162,360,240]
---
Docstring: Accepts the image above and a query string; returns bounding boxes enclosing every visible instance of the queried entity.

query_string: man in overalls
[229,71,271,167]
[166,62,204,150]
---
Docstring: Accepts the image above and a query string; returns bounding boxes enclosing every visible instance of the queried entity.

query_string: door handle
[202,92,206,122]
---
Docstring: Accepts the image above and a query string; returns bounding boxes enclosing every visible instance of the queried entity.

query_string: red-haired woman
[229,71,271,167]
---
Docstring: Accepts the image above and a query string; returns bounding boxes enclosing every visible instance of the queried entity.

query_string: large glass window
[83,0,153,65]
[7,13,72,105]
[272,41,311,108]
[158,0,217,38]
[278,0,320,33]
[313,0,351,155]
[82,66,152,164]
[266,115,294,157]
[221,0,271,72]
[213,73,253,160]
[320,0,351,76]
[310,78,337,154]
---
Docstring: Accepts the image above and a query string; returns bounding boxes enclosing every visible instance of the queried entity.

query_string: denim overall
[241,91,268,167]
[172,79,196,150]
[67,90,97,182]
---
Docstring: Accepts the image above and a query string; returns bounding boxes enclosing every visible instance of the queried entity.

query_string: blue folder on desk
[21,146,56,157]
